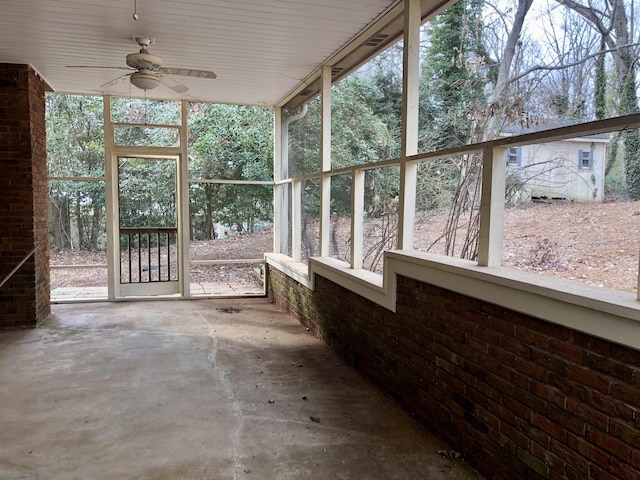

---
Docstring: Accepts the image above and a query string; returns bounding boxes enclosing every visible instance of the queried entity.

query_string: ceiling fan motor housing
[126,51,163,70]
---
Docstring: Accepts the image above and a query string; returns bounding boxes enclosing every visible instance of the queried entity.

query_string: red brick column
[0,64,51,328]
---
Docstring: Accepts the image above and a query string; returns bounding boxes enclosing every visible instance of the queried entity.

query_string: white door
[116,155,180,296]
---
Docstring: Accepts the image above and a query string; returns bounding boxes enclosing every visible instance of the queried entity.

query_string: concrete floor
[0,298,483,480]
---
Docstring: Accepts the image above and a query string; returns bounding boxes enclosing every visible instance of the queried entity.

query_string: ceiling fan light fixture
[130,72,160,91]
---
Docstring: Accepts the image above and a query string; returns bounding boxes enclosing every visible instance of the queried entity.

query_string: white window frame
[579,148,594,169]
[507,146,522,166]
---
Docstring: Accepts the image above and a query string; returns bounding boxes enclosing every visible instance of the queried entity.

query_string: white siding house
[504,127,609,203]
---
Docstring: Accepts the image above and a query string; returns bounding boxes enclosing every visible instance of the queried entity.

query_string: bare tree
[556,0,640,198]
[437,0,534,260]
[482,0,535,138]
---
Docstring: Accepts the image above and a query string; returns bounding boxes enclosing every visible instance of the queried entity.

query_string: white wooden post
[477,147,506,267]
[179,100,190,297]
[273,106,283,254]
[319,65,332,257]
[397,0,420,250]
[292,179,302,262]
[637,261,640,300]
[351,169,365,269]
[103,95,117,299]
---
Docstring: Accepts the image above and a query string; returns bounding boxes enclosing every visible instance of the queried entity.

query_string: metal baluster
[166,231,170,281]
[157,232,162,281]
[128,233,132,283]
[138,233,142,283]
[147,232,152,282]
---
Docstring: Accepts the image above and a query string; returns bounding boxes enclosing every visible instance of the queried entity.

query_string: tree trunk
[483,0,534,140]
[90,198,102,250]
[75,191,85,250]
[204,184,215,240]
[444,0,532,260]
[594,37,607,120]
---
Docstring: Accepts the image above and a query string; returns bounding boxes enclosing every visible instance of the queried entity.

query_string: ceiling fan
[68,37,216,93]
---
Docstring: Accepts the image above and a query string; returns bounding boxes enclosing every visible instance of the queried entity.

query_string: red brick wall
[0,64,51,327]
[267,266,640,480]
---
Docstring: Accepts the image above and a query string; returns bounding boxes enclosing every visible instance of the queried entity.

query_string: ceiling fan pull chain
[133,0,139,21]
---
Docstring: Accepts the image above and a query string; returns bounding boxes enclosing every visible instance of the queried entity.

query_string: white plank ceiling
[0,0,407,106]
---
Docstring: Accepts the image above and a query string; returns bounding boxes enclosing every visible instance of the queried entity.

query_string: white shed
[503,123,609,203]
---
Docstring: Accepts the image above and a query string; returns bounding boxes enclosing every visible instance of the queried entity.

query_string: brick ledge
[265,250,640,350]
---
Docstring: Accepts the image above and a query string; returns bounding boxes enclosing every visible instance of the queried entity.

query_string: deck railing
[119,227,178,284]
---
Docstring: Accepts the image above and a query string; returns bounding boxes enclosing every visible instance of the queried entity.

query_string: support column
[397,0,421,250]
[351,169,365,269]
[319,65,332,257]
[273,106,284,254]
[477,147,506,267]
[0,64,52,327]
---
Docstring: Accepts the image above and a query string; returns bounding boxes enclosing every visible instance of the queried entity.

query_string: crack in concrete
[199,312,243,480]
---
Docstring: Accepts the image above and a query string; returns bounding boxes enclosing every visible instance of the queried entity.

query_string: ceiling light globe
[130,73,160,91]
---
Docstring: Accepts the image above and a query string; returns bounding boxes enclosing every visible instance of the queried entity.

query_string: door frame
[104,97,190,299]
[114,154,182,297]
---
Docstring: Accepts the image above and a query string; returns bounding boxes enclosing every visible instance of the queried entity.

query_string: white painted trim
[320,176,331,257]
[351,170,365,269]
[273,106,283,254]
[477,147,506,266]
[400,0,420,158]
[102,96,189,299]
[112,122,180,129]
[111,146,182,157]
[292,180,302,262]
[397,0,420,250]
[265,253,312,288]
[319,65,332,257]
[49,176,105,182]
[51,264,108,269]
[276,2,406,107]
[398,161,417,250]
[120,281,180,297]
[104,96,117,300]
[179,100,190,297]
[189,179,273,185]
[320,65,332,173]
[265,250,640,351]
[191,259,264,265]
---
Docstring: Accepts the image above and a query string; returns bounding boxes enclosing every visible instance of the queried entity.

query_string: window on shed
[507,147,521,166]
[579,149,593,169]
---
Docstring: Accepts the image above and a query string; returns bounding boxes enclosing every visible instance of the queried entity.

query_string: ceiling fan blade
[101,74,131,88]
[160,67,217,79]
[157,73,189,94]
[66,65,133,71]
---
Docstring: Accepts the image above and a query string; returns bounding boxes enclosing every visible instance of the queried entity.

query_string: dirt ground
[413,199,640,293]
[502,200,640,292]
[50,200,640,294]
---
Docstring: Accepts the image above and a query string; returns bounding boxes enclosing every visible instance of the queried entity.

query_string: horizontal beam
[50,264,108,269]
[49,176,105,182]
[190,259,265,265]
[189,178,273,185]
[284,114,640,183]
[407,114,640,165]
[112,122,180,129]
